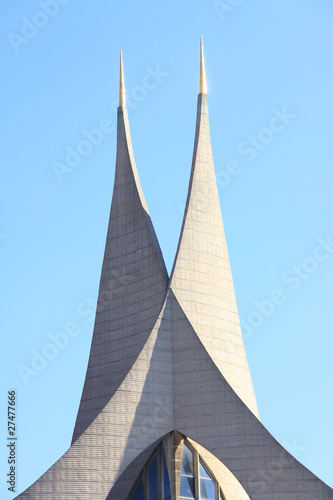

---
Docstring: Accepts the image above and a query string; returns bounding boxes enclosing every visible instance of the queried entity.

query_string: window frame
[128,442,171,500]
[182,439,226,500]
[128,436,227,500]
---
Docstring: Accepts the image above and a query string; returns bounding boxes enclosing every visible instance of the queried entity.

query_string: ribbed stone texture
[72,105,168,443]
[171,94,259,419]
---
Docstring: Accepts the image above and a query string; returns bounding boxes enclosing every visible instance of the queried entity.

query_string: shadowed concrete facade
[15,44,332,500]
[72,99,169,444]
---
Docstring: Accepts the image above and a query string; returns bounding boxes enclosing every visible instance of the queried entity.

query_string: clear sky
[1,0,333,497]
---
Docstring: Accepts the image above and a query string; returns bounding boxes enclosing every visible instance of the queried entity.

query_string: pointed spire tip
[200,35,207,94]
[119,49,125,106]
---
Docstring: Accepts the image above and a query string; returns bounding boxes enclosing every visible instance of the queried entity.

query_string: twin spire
[119,36,207,107]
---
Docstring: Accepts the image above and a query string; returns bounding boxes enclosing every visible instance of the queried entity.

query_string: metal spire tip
[119,49,126,106]
[200,35,207,94]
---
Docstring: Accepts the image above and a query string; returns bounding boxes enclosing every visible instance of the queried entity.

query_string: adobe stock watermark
[17,297,96,385]
[282,438,306,460]
[17,263,139,384]
[0,233,9,247]
[7,0,71,54]
[241,235,333,338]
[213,0,244,22]
[216,106,296,190]
[52,65,169,182]
[129,396,173,440]
[97,266,140,313]
[176,106,295,219]
[248,438,305,494]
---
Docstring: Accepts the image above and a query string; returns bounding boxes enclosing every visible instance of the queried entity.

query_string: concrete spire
[71,53,168,443]
[119,49,125,106]
[200,35,207,94]
[170,70,259,419]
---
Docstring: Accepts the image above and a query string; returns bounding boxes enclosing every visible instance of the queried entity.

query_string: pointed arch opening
[183,435,251,500]
[128,441,171,500]
[180,440,225,500]
[127,433,229,500]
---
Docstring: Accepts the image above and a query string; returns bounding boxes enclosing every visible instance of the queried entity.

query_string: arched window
[199,460,215,499]
[128,437,224,500]
[128,443,171,500]
[131,474,144,500]
[180,443,195,498]
[180,442,224,500]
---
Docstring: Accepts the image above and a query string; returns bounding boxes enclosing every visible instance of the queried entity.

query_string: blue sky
[1,0,333,497]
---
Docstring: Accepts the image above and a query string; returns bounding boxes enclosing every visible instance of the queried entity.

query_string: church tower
[15,39,333,500]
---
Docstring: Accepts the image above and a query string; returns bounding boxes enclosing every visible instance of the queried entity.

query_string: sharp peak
[119,49,125,106]
[200,35,207,94]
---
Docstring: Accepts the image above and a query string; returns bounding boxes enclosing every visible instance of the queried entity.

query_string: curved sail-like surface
[72,52,169,442]
[170,91,259,417]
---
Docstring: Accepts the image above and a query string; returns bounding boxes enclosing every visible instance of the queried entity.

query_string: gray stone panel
[72,105,168,443]
[170,94,259,418]
[15,298,174,499]
[170,290,332,499]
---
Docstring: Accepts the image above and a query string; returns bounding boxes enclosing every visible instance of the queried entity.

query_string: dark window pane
[180,476,195,498]
[181,444,194,475]
[131,474,144,500]
[148,453,158,500]
[162,446,171,500]
[200,478,216,500]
